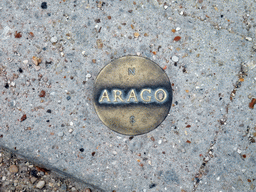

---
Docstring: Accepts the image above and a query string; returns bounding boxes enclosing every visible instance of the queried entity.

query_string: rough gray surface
[0,0,256,191]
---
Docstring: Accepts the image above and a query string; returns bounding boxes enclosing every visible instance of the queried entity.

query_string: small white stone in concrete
[237,149,242,154]
[50,36,58,43]
[70,122,73,126]
[163,5,168,10]
[23,60,28,64]
[86,73,92,81]
[69,129,73,133]
[36,180,45,189]
[246,37,252,41]
[176,27,181,31]
[216,176,220,181]
[58,132,64,137]
[158,140,162,144]
[172,56,179,62]
[2,176,6,181]
[86,73,92,78]
[10,82,15,87]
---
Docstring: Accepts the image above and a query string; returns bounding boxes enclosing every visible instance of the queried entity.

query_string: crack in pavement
[192,61,251,191]
[192,116,227,192]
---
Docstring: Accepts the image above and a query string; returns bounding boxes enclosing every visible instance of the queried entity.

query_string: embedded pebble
[86,73,92,78]
[23,60,28,64]
[86,73,92,81]
[58,132,64,137]
[36,180,45,189]
[10,82,15,87]
[31,177,37,184]
[50,36,58,43]
[69,129,73,133]
[246,37,252,41]
[9,165,18,173]
[32,56,42,66]
[172,56,179,62]
[134,32,140,38]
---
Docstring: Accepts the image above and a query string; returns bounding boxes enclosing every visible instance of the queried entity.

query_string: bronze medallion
[93,56,172,136]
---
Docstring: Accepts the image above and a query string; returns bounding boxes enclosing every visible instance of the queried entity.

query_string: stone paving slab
[0,0,256,191]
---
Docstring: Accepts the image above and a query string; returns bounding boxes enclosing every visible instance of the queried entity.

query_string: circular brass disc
[93,56,172,136]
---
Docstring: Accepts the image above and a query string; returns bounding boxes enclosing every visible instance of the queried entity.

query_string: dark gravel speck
[67,96,71,100]
[149,183,156,189]
[46,109,51,113]
[18,68,23,73]
[31,170,38,178]
[79,148,84,152]
[4,83,9,89]
[95,19,101,23]
[41,2,47,9]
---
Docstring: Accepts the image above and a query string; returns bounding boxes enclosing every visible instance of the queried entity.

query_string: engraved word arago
[99,88,168,104]
[93,56,173,136]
